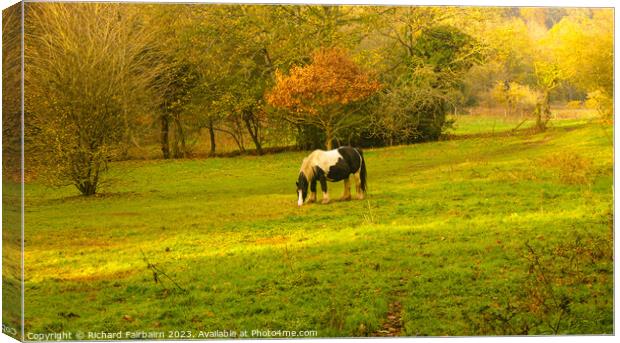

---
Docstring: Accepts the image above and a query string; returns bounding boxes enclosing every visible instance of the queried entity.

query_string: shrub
[540,152,594,185]
[566,100,583,109]
[585,90,613,123]
[465,232,612,335]
[491,81,538,116]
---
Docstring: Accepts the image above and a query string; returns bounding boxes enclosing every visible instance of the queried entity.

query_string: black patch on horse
[325,147,362,181]
[296,172,309,201]
[326,159,349,181]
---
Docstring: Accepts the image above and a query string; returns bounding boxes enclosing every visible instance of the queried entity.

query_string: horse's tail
[358,149,367,193]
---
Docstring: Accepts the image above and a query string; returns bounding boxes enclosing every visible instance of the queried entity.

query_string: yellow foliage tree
[544,10,613,120]
[491,81,538,117]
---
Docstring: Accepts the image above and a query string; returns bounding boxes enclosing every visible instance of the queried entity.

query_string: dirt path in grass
[372,301,403,337]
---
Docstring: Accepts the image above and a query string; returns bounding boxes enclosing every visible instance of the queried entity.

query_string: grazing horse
[296,146,367,206]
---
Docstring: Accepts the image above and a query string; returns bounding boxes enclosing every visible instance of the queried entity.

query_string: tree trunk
[208,119,216,157]
[172,113,187,158]
[215,127,245,153]
[237,135,246,153]
[325,124,334,150]
[160,114,170,159]
[76,161,99,196]
[76,182,96,196]
[535,91,552,131]
[243,110,263,155]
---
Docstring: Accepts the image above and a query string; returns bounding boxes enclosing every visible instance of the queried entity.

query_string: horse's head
[296,172,309,206]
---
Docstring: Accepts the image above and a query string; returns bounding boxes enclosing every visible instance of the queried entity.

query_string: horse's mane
[300,150,321,181]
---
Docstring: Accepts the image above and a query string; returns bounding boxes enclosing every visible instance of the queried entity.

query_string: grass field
[7,115,614,337]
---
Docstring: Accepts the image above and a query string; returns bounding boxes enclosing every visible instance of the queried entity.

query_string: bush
[541,152,594,185]
[370,66,452,145]
[566,100,583,109]
[465,232,612,335]
[585,90,613,123]
[491,81,538,116]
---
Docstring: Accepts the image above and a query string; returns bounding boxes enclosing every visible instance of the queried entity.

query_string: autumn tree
[25,3,163,195]
[169,5,373,154]
[144,5,198,159]
[2,4,22,178]
[458,12,538,113]
[545,10,613,120]
[266,48,381,149]
[491,81,537,117]
[269,5,377,149]
[532,61,566,130]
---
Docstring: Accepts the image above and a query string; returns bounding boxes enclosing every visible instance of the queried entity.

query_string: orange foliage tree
[266,48,381,149]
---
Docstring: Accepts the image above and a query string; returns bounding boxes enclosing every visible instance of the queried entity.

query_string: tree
[460,14,536,110]
[491,81,537,117]
[267,5,376,149]
[369,24,482,145]
[168,5,274,155]
[2,4,22,178]
[545,10,613,120]
[211,6,274,155]
[25,3,162,195]
[373,66,452,144]
[156,62,199,159]
[266,48,381,149]
[532,61,566,130]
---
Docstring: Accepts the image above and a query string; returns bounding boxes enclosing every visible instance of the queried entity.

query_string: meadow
[14,114,613,336]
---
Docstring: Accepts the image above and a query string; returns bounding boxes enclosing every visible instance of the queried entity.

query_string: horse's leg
[340,176,351,201]
[308,179,317,203]
[320,176,330,204]
[354,172,364,200]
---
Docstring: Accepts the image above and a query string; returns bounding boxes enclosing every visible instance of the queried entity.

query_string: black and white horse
[296,146,367,206]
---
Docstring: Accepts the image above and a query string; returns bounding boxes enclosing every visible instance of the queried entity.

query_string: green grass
[446,109,599,136]
[14,116,613,337]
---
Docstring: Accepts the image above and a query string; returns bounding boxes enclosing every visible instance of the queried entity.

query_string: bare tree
[2,4,22,179]
[25,3,164,195]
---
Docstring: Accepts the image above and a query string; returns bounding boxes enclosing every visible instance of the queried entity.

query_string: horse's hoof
[357,194,365,200]
[322,199,330,204]
[340,196,351,201]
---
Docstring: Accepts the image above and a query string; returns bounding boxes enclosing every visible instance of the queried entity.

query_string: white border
[3,0,619,7]
[0,1,617,343]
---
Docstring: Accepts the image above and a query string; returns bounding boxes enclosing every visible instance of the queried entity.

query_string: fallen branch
[512,118,529,132]
[140,249,187,293]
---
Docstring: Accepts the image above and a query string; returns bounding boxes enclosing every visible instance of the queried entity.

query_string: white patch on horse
[297,190,303,206]
[300,149,342,181]
[322,191,330,204]
[308,192,316,202]
[315,149,343,179]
